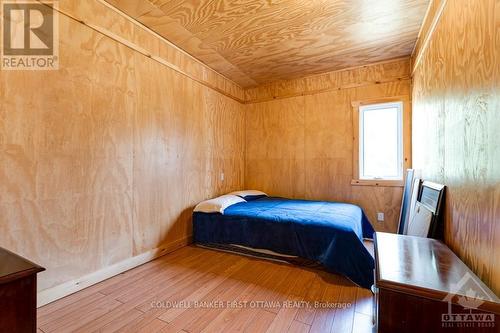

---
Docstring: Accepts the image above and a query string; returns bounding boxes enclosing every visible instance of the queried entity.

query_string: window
[358,101,403,180]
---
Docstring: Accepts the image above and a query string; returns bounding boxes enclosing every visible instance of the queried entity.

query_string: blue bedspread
[193,197,375,288]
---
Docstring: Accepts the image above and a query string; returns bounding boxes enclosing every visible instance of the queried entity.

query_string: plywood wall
[412,0,500,295]
[245,59,412,232]
[105,0,428,86]
[0,0,245,294]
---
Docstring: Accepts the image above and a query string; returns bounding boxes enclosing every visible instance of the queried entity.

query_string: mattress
[193,196,375,288]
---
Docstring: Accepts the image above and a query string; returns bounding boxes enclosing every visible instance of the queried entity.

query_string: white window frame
[359,101,403,181]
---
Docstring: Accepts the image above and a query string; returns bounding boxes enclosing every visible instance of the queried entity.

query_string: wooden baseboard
[37,236,192,307]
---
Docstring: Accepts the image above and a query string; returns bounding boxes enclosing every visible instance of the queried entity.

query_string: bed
[193,193,375,289]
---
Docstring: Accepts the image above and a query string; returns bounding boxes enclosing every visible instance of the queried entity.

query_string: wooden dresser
[374,232,500,333]
[0,247,45,333]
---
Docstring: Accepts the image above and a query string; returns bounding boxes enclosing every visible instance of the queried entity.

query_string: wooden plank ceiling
[105,0,429,87]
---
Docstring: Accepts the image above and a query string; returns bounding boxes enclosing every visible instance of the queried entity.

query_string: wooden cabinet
[374,232,500,333]
[0,247,45,333]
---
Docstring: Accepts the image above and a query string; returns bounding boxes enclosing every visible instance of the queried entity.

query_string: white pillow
[193,195,245,214]
[229,190,268,199]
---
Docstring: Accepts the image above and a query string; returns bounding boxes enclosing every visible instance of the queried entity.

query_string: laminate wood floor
[37,245,375,333]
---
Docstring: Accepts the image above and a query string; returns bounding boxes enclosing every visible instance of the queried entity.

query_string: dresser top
[0,247,45,284]
[374,232,500,313]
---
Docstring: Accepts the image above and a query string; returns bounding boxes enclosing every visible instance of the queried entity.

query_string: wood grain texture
[0,1,245,296]
[245,63,412,232]
[56,0,245,102]
[105,0,428,87]
[374,233,500,332]
[245,58,412,103]
[37,245,375,333]
[412,0,500,295]
[411,0,448,72]
[375,233,500,310]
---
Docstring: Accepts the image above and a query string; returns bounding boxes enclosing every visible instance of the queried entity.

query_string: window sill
[351,179,404,187]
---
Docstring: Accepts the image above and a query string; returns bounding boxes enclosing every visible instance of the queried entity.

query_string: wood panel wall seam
[411,0,448,73]
[34,0,246,103]
[244,59,412,232]
[411,0,499,295]
[244,58,412,104]
[96,0,239,84]
[105,0,429,86]
[1,0,246,303]
[410,0,435,57]
[94,0,250,96]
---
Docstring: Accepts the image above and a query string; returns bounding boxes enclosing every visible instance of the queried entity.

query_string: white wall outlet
[377,212,385,222]
[220,172,224,182]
